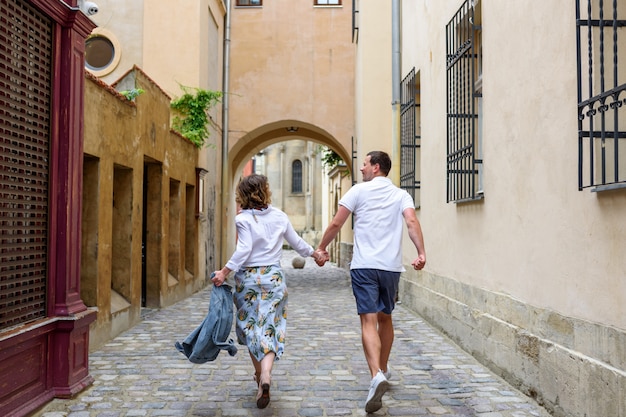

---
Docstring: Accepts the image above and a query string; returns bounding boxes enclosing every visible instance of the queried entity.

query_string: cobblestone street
[33,251,550,417]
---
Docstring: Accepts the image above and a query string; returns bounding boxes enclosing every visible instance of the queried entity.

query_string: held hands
[313,249,329,267]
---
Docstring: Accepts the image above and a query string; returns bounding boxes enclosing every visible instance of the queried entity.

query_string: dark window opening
[85,35,115,71]
[292,160,303,193]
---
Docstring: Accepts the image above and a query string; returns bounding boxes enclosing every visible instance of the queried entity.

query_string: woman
[211,174,322,409]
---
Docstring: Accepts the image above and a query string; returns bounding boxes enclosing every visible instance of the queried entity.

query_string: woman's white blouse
[224,205,314,271]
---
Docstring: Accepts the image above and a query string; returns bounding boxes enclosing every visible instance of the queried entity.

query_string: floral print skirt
[233,265,287,362]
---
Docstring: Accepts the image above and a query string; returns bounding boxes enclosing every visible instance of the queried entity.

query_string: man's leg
[361,312,391,413]
[360,312,382,377]
[377,312,393,374]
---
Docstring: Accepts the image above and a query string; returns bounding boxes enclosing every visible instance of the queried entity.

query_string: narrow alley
[34,252,550,417]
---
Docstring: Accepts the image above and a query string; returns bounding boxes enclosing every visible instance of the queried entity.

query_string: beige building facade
[83,68,206,348]
[351,1,626,416]
[81,0,227,347]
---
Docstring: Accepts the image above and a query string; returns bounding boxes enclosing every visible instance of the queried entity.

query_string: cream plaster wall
[228,1,354,160]
[348,1,394,253]
[354,0,393,163]
[91,0,225,97]
[392,1,626,415]
[87,0,145,84]
[402,0,626,335]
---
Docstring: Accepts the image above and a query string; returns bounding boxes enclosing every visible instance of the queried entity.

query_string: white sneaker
[365,370,390,413]
[382,366,391,381]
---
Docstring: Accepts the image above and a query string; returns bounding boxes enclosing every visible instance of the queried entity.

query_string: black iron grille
[400,67,420,204]
[576,0,626,191]
[446,0,482,203]
[0,0,52,330]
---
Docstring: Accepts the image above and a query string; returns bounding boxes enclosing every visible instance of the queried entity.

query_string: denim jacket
[175,283,238,363]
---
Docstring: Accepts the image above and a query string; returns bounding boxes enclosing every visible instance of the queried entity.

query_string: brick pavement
[33,251,551,417]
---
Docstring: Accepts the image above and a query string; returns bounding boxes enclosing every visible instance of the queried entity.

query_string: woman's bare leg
[256,352,275,408]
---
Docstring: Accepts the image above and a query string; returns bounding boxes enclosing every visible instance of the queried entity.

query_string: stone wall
[83,67,208,349]
[399,272,626,417]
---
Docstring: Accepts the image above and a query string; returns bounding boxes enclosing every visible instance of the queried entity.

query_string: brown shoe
[256,380,270,409]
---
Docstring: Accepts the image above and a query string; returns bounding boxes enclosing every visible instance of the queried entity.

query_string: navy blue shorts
[350,269,400,315]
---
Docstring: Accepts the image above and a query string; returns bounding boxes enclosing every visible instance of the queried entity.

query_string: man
[315,150,426,413]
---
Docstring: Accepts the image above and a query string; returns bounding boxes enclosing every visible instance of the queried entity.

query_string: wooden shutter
[0,0,52,330]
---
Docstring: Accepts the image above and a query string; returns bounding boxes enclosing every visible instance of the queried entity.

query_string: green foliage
[170,86,222,148]
[120,88,144,101]
[320,147,344,170]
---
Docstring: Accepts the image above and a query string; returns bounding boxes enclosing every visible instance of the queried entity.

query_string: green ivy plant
[170,86,222,148]
[120,88,144,101]
[320,146,344,170]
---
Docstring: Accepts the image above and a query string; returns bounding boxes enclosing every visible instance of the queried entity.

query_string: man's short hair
[367,151,391,176]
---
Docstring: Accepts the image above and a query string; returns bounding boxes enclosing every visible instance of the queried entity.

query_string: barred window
[400,67,421,206]
[236,0,262,6]
[352,0,359,43]
[315,0,341,5]
[292,160,303,193]
[445,0,483,203]
[576,0,626,191]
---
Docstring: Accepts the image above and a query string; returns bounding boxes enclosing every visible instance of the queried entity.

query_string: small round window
[85,35,114,71]
[84,29,121,77]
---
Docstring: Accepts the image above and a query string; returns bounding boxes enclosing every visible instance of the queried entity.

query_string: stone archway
[229,120,351,174]
[219,119,352,264]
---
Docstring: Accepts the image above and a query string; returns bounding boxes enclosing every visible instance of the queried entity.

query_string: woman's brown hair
[235,174,272,209]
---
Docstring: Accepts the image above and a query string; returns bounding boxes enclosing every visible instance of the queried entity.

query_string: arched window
[292,160,303,193]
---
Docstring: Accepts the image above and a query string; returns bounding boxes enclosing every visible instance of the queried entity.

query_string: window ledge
[453,194,485,204]
[591,183,626,192]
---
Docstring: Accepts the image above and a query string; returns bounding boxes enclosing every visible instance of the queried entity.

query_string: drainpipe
[220,0,232,266]
[391,0,401,184]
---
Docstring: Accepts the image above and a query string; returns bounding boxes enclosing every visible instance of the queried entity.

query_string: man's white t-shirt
[339,176,415,272]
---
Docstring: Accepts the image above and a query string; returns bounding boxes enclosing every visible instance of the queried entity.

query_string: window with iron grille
[292,160,303,193]
[445,0,483,203]
[352,0,359,43]
[576,0,626,191]
[0,0,52,330]
[315,0,341,5]
[400,67,421,206]
[236,0,262,6]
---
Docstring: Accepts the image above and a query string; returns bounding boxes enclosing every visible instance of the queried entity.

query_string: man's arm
[315,205,352,264]
[403,207,426,270]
